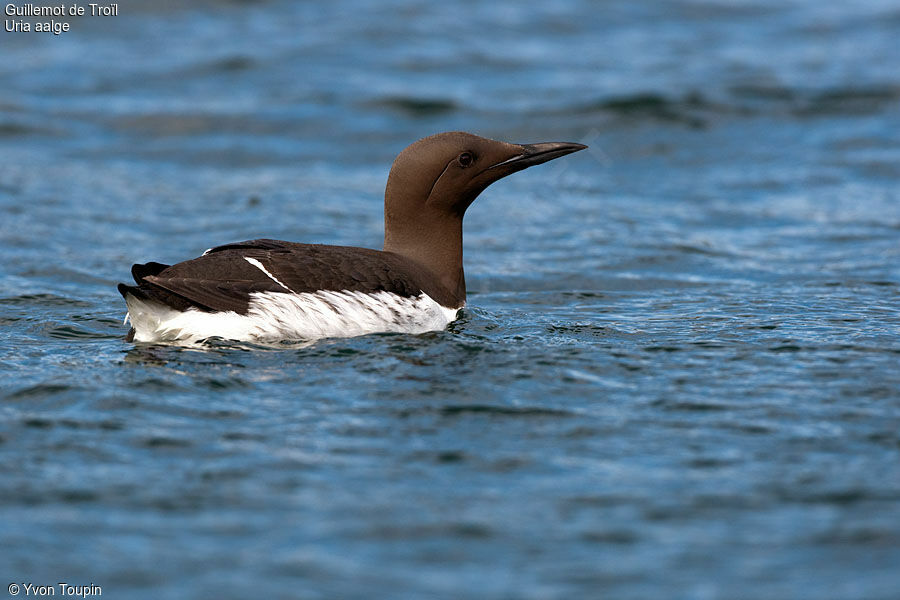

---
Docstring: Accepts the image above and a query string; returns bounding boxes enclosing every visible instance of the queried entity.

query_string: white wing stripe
[244,257,295,293]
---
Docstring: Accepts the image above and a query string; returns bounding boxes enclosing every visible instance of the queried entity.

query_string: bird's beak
[455,139,588,214]
[487,141,588,173]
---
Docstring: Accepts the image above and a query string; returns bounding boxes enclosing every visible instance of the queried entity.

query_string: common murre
[118,131,586,343]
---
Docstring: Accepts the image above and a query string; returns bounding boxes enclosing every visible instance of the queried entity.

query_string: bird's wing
[119,239,430,314]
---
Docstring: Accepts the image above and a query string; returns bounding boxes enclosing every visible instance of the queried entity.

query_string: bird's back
[118,239,461,343]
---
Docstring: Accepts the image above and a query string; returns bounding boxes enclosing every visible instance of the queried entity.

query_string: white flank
[123,289,460,344]
[244,257,294,292]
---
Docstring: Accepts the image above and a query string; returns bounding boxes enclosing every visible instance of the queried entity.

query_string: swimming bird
[118,131,586,343]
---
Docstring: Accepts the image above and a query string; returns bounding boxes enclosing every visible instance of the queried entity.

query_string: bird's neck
[383,212,466,305]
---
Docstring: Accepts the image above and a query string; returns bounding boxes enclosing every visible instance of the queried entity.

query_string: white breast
[124,289,460,344]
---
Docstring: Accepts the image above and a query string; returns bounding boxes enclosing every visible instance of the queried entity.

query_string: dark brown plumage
[118,240,457,313]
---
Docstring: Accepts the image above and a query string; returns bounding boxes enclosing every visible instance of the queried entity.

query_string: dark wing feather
[118,239,456,314]
[203,239,290,254]
[131,261,170,283]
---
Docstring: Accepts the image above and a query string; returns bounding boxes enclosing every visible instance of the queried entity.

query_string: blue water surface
[2,1,899,598]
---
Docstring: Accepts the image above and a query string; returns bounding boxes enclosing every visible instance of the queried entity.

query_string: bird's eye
[457,152,474,168]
